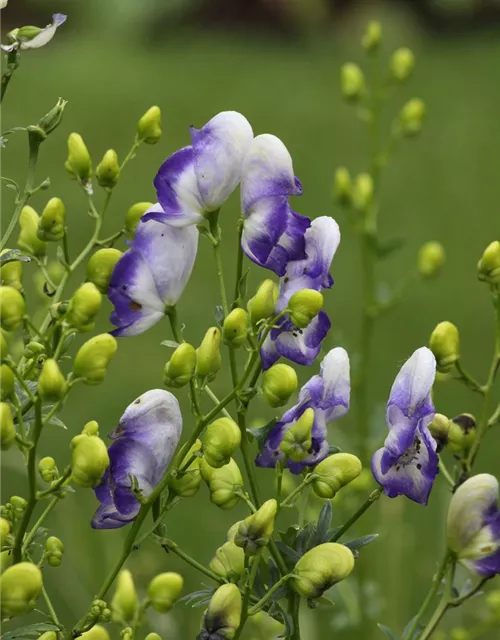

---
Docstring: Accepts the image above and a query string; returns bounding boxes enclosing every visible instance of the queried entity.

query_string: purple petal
[241,196,289,265]
[260,334,280,371]
[388,347,436,420]
[274,311,331,367]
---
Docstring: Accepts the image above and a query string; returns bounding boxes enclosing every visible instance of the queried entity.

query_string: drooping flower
[256,347,350,473]
[1,14,66,52]
[142,111,253,228]
[92,389,182,529]
[240,134,310,276]
[447,473,500,577]
[108,215,198,336]
[260,216,340,369]
[371,347,438,505]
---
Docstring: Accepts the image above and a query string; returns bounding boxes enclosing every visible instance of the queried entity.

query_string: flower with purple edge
[142,111,253,228]
[91,389,182,529]
[1,14,66,52]
[371,346,438,505]
[260,216,340,370]
[256,347,350,474]
[108,215,198,337]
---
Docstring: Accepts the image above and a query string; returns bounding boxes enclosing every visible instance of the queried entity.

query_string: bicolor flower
[240,134,310,276]
[142,111,253,228]
[260,216,340,369]
[1,14,66,52]
[108,215,198,336]
[371,347,438,505]
[92,389,182,529]
[447,474,500,577]
[256,347,350,473]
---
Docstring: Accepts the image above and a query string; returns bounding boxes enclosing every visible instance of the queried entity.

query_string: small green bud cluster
[147,572,183,612]
[45,536,64,567]
[429,321,460,373]
[89,599,112,623]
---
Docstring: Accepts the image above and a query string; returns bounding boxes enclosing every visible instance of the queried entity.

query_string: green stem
[42,584,61,628]
[280,475,315,508]
[235,489,256,513]
[161,538,223,583]
[134,496,180,546]
[37,466,72,498]
[330,488,382,542]
[1,49,20,103]
[248,573,294,615]
[204,385,233,419]
[232,220,245,309]
[438,458,455,489]
[22,496,60,553]
[454,360,485,395]
[236,552,263,640]
[418,558,456,640]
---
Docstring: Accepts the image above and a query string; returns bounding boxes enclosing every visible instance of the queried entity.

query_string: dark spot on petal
[283,277,289,283]
[129,301,142,312]
[417,463,422,470]
[121,285,127,291]
[134,398,141,405]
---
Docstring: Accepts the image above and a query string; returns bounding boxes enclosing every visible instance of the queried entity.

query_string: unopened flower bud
[333,167,352,205]
[352,173,374,212]
[292,543,354,599]
[96,149,120,189]
[163,343,196,389]
[73,334,118,384]
[0,286,25,331]
[418,241,445,278]
[196,327,222,383]
[0,517,11,547]
[0,331,7,359]
[400,98,426,137]
[71,434,109,487]
[429,321,459,373]
[38,457,58,483]
[312,453,362,499]
[261,363,298,408]
[280,408,315,462]
[390,48,415,82]
[428,414,450,451]
[10,496,28,517]
[0,562,43,617]
[203,418,241,469]
[17,206,47,257]
[247,280,278,325]
[39,633,57,640]
[80,625,110,640]
[38,358,67,402]
[124,202,154,240]
[201,458,243,510]
[1,364,14,400]
[362,20,382,52]
[37,198,66,241]
[65,133,92,181]
[477,240,500,284]
[448,414,476,454]
[137,106,162,144]
[223,308,248,348]
[288,290,323,329]
[111,570,138,623]
[340,63,365,102]
[45,536,64,567]
[1,403,16,450]
[1,250,23,291]
[234,499,277,556]
[209,541,245,582]
[168,440,202,497]
[144,635,162,640]
[86,248,123,294]
[198,583,242,640]
[147,572,183,612]
[82,420,100,436]
[0,550,13,572]
[37,97,67,137]
[66,282,102,332]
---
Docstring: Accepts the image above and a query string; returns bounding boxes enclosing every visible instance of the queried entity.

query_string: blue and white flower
[1,14,66,52]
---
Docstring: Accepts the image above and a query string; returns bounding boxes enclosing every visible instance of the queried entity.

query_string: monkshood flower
[240,134,310,276]
[92,389,182,529]
[1,14,66,52]
[142,111,253,228]
[256,347,350,474]
[447,474,500,577]
[108,216,198,336]
[260,216,340,369]
[372,347,438,505]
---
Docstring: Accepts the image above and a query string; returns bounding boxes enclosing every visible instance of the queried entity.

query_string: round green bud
[38,633,57,640]
[209,540,245,582]
[292,543,355,599]
[288,290,323,329]
[86,248,123,294]
[10,496,28,517]
[340,63,365,102]
[428,413,450,451]
[163,342,196,389]
[80,625,110,640]
[111,569,138,623]
[202,418,241,469]
[137,106,162,144]
[38,358,68,402]
[71,434,110,488]
[0,562,43,618]
[1,250,23,291]
[400,98,426,137]
[222,308,248,348]
[234,499,277,556]
[312,453,363,499]
[1,403,16,450]
[65,133,92,181]
[201,458,243,510]
[23,341,45,359]
[450,628,469,640]
[248,610,284,639]
[0,550,13,571]
[477,240,500,284]
[1,330,8,359]
[390,47,415,82]
[486,589,500,616]
[17,206,47,257]
[38,457,58,483]
[1,286,26,331]
[280,408,314,462]
[96,149,120,189]
[0,517,11,547]
[37,197,66,242]
[200,583,242,640]
[333,167,352,206]
[82,420,100,436]
[448,414,476,454]
[147,572,183,612]
[362,20,382,52]
[73,333,118,384]
[124,202,154,240]
[45,536,64,567]
[1,364,15,401]
[195,327,222,383]
[247,279,278,325]
[429,321,460,373]
[66,282,103,332]
[418,241,445,279]
[261,363,298,408]
[144,634,162,640]
[168,440,202,497]
[352,172,374,212]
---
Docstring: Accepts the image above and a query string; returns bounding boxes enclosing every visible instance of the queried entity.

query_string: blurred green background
[2,0,500,638]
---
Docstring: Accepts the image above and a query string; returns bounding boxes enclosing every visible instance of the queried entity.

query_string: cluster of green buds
[163,342,196,389]
[89,598,112,623]
[44,536,64,567]
[70,425,109,488]
[202,418,241,468]
[201,458,243,510]
[197,583,242,640]
[147,572,183,612]
[0,562,43,618]
[234,499,277,556]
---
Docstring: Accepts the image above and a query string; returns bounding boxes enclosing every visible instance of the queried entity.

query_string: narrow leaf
[312,501,332,546]
[0,249,32,265]
[2,623,59,640]
[377,623,400,640]
[246,418,277,452]
[344,534,379,552]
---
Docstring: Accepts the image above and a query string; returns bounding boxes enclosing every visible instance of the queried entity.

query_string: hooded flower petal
[20,14,66,50]
[269,311,331,368]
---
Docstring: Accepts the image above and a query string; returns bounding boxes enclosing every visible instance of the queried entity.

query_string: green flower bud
[418,241,445,278]
[390,47,415,82]
[111,569,138,623]
[400,98,426,137]
[196,327,222,383]
[1,403,16,450]
[288,290,323,329]
[38,358,67,402]
[71,434,110,488]
[477,240,500,284]
[45,536,64,567]
[147,572,183,612]
[201,458,243,510]
[168,440,202,498]
[428,413,450,451]
[96,149,120,189]
[37,197,66,241]
[1,364,14,400]
[209,541,245,582]
[199,583,242,640]
[0,286,26,331]
[82,420,100,436]
[86,248,123,294]
[124,202,154,240]
[429,321,460,373]
[1,250,23,291]
[0,330,8,359]
[222,308,248,348]
[280,408,315,462]
[362,20,382,52]
[340,63,365,102]
[80,625,110,640]
[137,106,162,144]
[1,550,13,571]
[144,635,162,640]
[312,453,363,499]
[17,206,47,257]
[486,590,500,616]
[66,282,102,332]
[37,97,67,137]
[0,562,43,618]
[292,543,355,599]
[247,280,278,325]
[352,172,374,212]
[10,496,28,517]
[65,133,92,181]
[38,457,58,483]
[234,499,277,556]
[163,343,197,389]
[261,363,298,408]
[333,167,352,205]
[450,628,469,640]
[448,414,476,454]
[73,334,118,384]
[248,610,284,640]
[38,633,57,640]
[202,418,241,469]
[0,517,11,547]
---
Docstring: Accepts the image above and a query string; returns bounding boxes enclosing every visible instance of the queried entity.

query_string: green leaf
[2,623,59,640]
[403,616,424,640]
[180,588,214,607]
[344,534,379,552]
[0,249,32,265]
[160,339,180,349]
[46,416,67,430]
[327,444,342,455]
[274,541,301,566]
[236,269,250,302]
[246,418,277,452]
[312,595,336,608]
[377,623,400,640]
[312,501,332,547]
[213,305,225,327]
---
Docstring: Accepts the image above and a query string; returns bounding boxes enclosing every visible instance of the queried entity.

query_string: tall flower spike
[108,216,198,336]
[240,134,310,276]
[371,347,438,505]
[256,347,350,473]
[2,14,66,52]
[260,216,340,369]
[142,111,253,228]
[91,390,182,529]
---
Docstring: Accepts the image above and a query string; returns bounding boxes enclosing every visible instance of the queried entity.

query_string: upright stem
[419,559,455,640]
[331,488,382,542]
[161,539,223,583]
[1,49,20,103]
